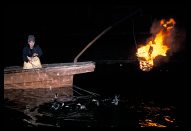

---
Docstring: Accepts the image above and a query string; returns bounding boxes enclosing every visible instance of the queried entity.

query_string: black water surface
[4,60,187,128]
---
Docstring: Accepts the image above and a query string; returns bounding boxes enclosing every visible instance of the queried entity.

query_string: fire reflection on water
[4,95,178,128]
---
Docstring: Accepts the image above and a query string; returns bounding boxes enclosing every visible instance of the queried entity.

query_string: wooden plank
[4,61,95,105]
[4,61,95,89]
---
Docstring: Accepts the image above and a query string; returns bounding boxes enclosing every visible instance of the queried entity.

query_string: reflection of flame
[139,119,167,127]
[136,18,176,71]
[164,116,174,123]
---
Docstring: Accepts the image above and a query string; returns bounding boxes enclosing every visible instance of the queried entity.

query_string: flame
[136,18,176,71]
[160,18,176,31]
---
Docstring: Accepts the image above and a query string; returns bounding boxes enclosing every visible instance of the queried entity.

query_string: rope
[73,85,100,96]
[132,20,138,50]
[73,88,83,95]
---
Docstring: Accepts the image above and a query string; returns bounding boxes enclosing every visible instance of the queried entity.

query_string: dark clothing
[23,44,43,62]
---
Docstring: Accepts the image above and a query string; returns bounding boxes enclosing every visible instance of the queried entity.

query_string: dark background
[3,3,187,127]
[3,4,186,66]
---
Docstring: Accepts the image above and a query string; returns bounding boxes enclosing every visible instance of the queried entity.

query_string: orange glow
[136,18,176,71]
[139,119,167,127]
[161,18,176,31]
[164,116,174,123]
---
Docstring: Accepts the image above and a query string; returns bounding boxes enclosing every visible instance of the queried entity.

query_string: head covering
[28,35,35,42]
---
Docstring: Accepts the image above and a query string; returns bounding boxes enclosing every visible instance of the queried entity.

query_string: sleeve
[36,45,43,57]
[23,47,29,62]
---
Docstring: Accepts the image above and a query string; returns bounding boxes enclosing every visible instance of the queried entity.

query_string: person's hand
[27,56,32,63]
[29,60,32,63]
[33,53,38,57]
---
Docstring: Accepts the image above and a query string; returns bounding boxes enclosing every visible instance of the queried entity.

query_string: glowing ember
[136,18,176,71]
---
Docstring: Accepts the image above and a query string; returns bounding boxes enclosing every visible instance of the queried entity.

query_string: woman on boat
[23,35,43,69]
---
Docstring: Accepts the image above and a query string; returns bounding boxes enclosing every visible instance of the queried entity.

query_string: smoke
[150,19,162,35]
[169,28,186,54]
[150,18,186,64]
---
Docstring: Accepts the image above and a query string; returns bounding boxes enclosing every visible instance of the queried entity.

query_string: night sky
[4,4,186,67]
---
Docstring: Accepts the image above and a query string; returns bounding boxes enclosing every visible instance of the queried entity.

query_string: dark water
[4,61,187,128]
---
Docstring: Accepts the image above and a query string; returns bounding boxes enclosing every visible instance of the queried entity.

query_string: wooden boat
[4,61,95,107]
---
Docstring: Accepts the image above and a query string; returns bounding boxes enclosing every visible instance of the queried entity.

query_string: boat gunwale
[4,61,95,74]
